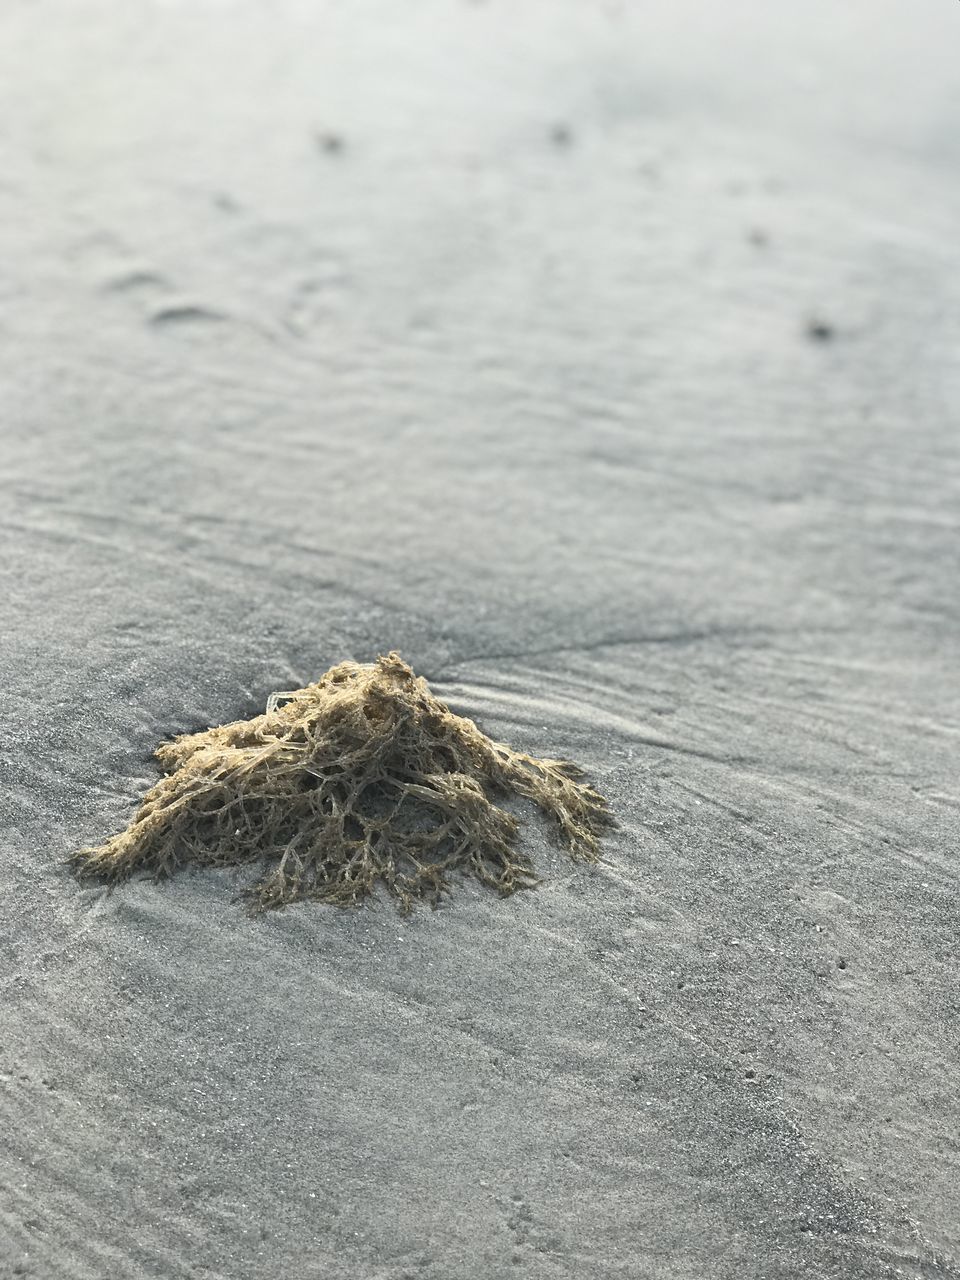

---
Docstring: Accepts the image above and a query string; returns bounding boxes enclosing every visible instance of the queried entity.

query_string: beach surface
[1,3,959,1277]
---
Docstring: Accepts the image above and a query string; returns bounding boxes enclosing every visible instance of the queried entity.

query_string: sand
[1,2,959,1277]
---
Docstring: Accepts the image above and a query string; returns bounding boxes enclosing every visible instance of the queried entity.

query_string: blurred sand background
[1,2,959,1276]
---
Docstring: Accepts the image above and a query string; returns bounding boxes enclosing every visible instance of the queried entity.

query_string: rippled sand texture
[2,3,959,1278]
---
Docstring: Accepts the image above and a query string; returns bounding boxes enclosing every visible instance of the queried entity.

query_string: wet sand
[1,3,959,1277]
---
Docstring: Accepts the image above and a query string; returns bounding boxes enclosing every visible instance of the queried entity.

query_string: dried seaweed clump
[71,653,613,912]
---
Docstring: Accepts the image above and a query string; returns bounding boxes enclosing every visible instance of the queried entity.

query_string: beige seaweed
[71,653,613,912]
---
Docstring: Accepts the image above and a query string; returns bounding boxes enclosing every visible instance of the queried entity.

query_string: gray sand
[1,3,959,1277]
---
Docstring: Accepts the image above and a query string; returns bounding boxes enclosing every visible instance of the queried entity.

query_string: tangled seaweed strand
[71,653,614,913]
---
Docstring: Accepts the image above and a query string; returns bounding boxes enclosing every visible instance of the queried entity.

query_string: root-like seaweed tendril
[71,653,614,913]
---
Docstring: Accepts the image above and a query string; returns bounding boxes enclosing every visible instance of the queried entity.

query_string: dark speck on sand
[315,129,345,154]
[806,317,836,342]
